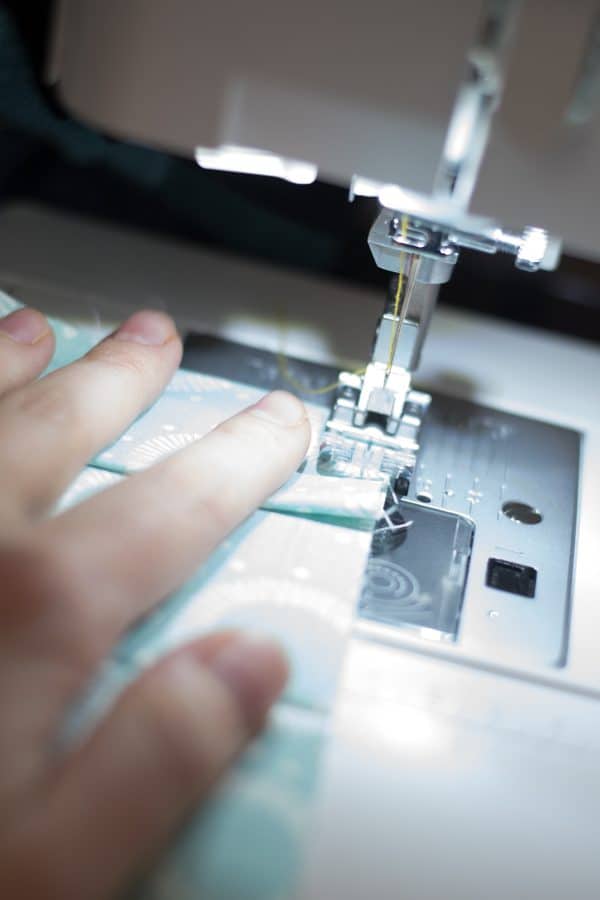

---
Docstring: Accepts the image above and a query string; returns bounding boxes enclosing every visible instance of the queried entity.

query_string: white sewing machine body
[4,1,597,896]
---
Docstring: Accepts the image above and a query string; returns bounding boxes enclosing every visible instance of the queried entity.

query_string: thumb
[1,631,287,900]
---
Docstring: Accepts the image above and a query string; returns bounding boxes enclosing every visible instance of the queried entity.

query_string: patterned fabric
[0,290,379,898]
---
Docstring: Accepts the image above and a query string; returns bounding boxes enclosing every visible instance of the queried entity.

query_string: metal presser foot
[317,261,431,499]
[316,376,430,498]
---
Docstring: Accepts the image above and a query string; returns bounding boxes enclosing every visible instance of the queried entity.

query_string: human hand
[0,306,310,898]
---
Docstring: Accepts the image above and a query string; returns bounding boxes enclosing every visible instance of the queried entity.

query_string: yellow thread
[277,352,365,396]
[386,214,410,375]
[277,214,411,397]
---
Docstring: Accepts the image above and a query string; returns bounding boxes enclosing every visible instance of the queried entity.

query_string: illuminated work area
[0,2,599,898]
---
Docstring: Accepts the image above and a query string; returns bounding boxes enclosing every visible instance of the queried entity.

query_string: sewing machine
[2,0,596,896]
[46,0,593,661]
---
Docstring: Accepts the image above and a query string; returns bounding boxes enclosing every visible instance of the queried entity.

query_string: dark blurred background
[1,0,600,344]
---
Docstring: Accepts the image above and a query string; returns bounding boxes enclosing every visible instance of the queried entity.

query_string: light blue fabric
[2,290,376,899]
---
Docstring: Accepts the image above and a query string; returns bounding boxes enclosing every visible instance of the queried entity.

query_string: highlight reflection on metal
[362,560,420,611]
[360,500,474,640]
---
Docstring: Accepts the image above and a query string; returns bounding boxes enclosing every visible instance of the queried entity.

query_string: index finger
[36,391,310,667]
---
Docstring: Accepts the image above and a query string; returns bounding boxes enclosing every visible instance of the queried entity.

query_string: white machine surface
[0,205,599,897]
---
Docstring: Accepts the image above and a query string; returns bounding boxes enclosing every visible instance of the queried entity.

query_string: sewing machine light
[194,144,318,184]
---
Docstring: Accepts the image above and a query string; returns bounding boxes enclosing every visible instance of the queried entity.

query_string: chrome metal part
[434,0,521,207]
[360,500,475,641]
[368,207,561,279]
[352,311,418,434]
[320,247,433,483]
[367,0,561,309]
[356,388,581,662]
[368,210,456,283]
[318,379,431,488]
[359,391,580,668]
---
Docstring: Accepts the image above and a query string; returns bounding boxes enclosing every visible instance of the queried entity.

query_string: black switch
[486,558,537,598]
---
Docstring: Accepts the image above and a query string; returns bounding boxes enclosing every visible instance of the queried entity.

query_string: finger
[0,308,55,396]
[40,391,310,664]
[0,632,288,900]
[0,310,182,519]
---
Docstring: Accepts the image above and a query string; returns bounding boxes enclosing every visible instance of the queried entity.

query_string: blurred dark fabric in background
[1,0,599,344]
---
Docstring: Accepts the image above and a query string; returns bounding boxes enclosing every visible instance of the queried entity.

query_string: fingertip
[109,310,183,377]
[250,391,312,461]
[252,390,308,427]
[88,308,182,381]
[201,632,289,730]
[0,307,53,346]
[114,310,180,348]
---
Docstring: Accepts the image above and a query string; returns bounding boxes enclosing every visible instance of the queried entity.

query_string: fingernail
[206,634,289,728]
[0,307,50,344]
[252,390,307,426]
[114,310,176,346]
